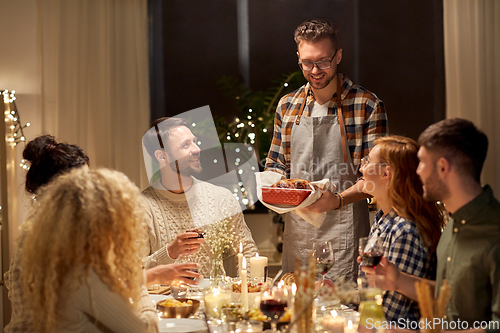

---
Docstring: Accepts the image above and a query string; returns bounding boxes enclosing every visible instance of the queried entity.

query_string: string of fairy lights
[2,90,31,169]
[191,119,259,208]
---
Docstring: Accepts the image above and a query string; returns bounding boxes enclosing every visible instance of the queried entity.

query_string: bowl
[261,187,312,205]
[156,298,201,319]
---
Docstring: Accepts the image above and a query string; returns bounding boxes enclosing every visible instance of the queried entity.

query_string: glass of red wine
[260,284,288,333]
[313,241,335,284]
[359,236,384,267]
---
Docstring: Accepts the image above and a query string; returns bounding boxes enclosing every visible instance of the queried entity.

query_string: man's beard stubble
[422,167,449,203]
[168,153,202,177]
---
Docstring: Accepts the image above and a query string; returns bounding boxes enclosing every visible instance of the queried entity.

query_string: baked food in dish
[271,179,310,190]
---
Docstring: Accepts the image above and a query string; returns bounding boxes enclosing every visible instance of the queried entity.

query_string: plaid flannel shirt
[362,209,432,323]
[265,74,388,177]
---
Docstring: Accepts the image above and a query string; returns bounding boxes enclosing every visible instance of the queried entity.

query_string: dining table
[148,278,360,333]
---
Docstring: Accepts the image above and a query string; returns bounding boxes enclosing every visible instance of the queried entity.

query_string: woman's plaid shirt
[366,209,432,323]
[264,74,388,176]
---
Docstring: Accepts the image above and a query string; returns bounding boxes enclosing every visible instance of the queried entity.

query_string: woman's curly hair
[20,168,145,332]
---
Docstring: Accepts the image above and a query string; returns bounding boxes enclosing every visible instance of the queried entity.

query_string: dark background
[148,0,445,141]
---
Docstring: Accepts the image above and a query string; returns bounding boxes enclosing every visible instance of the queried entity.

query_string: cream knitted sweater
[141,177,258,277]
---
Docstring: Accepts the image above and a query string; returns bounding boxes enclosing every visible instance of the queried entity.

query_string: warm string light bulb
[2,90,31,169]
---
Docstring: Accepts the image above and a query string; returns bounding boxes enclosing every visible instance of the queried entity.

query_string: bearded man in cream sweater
[141,117,258,277]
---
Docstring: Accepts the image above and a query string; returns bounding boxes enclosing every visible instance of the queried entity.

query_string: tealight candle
[322,311,345,333]
[236,320,264,333]
[344,320,357,333]
[249,253,268,279]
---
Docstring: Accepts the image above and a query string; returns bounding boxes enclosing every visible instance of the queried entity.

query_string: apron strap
[336,75,348,163]
[295,89,308,125]
[294,77,349,163]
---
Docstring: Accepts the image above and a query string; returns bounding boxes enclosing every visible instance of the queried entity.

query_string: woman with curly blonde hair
[359,135,443,323]
[20,168,158,333]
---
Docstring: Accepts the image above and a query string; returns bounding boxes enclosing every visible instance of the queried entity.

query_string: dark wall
[149,0,445,141]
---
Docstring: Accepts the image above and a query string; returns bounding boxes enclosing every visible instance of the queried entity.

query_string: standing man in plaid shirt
[265,18,388,282]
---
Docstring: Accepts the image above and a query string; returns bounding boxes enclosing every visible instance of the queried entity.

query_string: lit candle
[344,320,357,333]
[291,283,297,322]
[241,257,249,312]
[250,253,268,279]
[322,310,345,333]
[238,242,244,276]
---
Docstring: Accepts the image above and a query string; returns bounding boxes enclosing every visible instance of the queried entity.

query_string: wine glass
[260,284,288,333]
[313,241,335,284]
[359,236,384,268]
[175,254,199,297]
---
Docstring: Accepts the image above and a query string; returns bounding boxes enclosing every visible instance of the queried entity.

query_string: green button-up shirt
[436,185,500,332]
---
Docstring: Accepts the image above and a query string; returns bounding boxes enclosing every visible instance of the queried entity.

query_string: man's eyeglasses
[298,50,338,71]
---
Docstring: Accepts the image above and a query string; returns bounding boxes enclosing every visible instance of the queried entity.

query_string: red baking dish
[261,187,312,206]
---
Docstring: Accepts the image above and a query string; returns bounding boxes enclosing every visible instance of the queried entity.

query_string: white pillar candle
[238,242,244,277]
[250,253,268,279]
[204,288,231,318]
[241,257,249,312]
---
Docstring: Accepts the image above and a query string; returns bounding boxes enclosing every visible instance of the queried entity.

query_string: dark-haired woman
[5,135,89,332]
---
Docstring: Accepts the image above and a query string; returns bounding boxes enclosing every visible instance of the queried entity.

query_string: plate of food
[231,279,269,308]
[261,179,312,206]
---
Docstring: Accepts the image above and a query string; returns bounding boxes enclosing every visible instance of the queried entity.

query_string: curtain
[443,0,500,194]
[37,0,150,189]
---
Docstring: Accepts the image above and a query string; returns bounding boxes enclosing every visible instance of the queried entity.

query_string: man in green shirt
[362,118,500,332]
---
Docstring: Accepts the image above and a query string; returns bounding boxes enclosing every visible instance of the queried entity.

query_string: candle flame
[278,280,285,288]
[331,310,338,318]
[348,320,353,329]
[256,253,259,258]
[240,242,243,253]
[291,283,297,295]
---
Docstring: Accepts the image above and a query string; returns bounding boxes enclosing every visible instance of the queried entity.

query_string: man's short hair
[418,118,488,182]
[143,117,191,160]
[294,18,339,50]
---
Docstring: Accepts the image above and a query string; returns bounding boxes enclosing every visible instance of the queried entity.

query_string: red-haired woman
[359,135,443,322]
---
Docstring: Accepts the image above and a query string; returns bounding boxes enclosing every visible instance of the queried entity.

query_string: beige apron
[282,82,370,282]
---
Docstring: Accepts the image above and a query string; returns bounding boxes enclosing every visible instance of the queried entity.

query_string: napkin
[255,171,336,228]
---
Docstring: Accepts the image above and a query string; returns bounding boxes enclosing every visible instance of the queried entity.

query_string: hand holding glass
[359,237,384,267]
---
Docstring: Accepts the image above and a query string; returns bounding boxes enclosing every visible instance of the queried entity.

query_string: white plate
[188,278,210,289]
[158,318,206,333]
[149,294,171,304]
